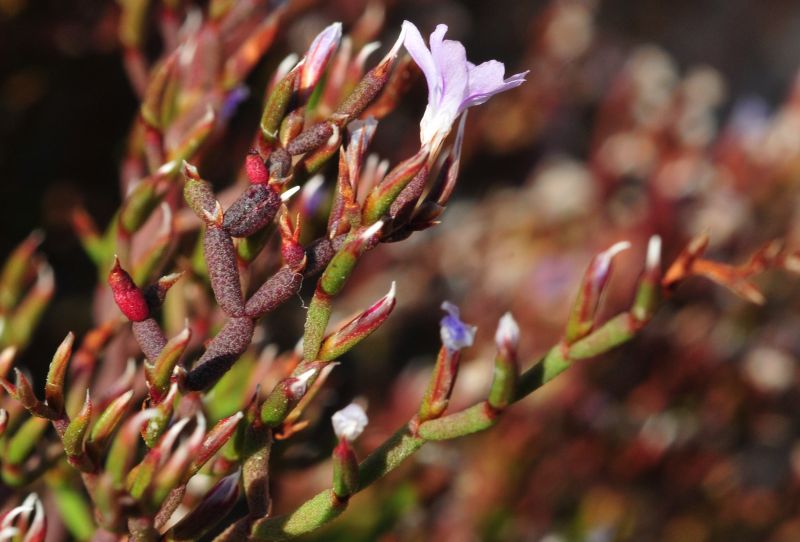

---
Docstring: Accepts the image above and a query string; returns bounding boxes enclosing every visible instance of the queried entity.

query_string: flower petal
[429,26,469,110]
[332,403,368,441]
[463,60,528,109]
[402,21,439,105]
[440,301,477,351]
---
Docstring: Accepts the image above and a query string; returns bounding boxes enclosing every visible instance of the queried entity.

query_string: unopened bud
[300,22,342,96]
[182,162,217,219]
[246,152,269,184]
[494,312,519,350]
[88,389,135,457]
[319,282,396,361]
[44,332,74,414]
[108,257,150,322]
[565,241,631,344]
[288,368,317,399]
[647,235,662,273]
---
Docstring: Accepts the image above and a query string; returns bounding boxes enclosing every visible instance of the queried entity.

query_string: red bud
[108,257,150,322]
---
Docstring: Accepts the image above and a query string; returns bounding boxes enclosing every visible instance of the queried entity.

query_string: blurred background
[4,1,800,541]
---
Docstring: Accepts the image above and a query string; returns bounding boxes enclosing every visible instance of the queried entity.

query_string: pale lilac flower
[300,22,343,93]
[440,301,477,352]
[401,21,528,152]
[332,403,368,441]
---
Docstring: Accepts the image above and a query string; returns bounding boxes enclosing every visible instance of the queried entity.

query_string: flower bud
[319,221,384,296]
[332,26,406,124]
[63,390,92,459]
[261,63,301,146]
[87,390,135,459]
[663,233,709,289]
[299,22,342,97]
[345,117,378,188]
[145,325,191,401]
[108,257,150,322]
[119,175,163,235]
[43,332,73,415]
[279,209,306,270]
[142,382,177,448]
[362,148,428,225]
[331,404,366,500]
[189,411,243,476]
[494,312,520,351]
[182,162,217,219]
[6,261,54,350]
[489,313,520,411]
[142,271,183,311]
[260,367,319,427]
[319,282,396,361]
[246,152,269,184]
[565,241,631,344]
[633,235,662,322]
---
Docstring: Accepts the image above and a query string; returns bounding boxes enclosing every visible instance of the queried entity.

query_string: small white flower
[332,403,368,441]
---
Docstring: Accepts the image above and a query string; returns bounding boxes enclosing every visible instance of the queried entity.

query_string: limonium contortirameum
[401,21,529,156]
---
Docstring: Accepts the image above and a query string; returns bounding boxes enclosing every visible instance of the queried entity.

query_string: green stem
[246,300,658,540]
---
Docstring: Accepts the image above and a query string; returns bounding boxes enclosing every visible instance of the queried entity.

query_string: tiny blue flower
[440,301,477,351]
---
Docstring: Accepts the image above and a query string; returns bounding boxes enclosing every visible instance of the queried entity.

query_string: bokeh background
[4,1,800,541]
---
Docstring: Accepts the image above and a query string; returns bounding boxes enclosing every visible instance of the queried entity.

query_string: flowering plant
[1,2,798,541]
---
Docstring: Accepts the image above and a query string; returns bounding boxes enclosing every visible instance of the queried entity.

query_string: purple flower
[440,301,477,352]
[401,21,528,152]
